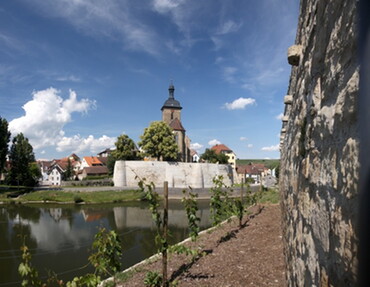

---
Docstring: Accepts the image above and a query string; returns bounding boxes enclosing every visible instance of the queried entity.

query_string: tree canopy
[111,134,140,160]
[200,148,229,164]
[0,117,11,178]
[6,133,39,187]
[138,121,178,161]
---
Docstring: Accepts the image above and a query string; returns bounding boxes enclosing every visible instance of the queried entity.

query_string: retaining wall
[279,0,359,286]
[113,161,234,188]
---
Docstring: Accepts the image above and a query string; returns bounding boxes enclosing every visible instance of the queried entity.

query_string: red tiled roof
[211,144,232,154]
[169,118,185,131]
[84,156,103,167]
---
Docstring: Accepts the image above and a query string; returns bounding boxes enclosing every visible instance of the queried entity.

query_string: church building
[161,83,191,162]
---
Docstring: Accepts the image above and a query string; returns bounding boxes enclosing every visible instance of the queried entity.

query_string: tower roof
[161,83,182,110]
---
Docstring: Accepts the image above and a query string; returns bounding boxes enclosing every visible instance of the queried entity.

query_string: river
[0,200,212,286]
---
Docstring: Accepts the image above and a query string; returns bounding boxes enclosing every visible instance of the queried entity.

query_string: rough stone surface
[280,0,359,286]
[113,161,234,188]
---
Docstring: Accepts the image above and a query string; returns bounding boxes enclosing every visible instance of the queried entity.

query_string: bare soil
[114,204,286,287]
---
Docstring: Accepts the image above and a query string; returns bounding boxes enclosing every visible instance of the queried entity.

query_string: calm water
[0,200,211,286]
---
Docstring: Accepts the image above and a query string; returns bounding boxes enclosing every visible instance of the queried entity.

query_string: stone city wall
[113,160,234,189]
[279,0,359,286]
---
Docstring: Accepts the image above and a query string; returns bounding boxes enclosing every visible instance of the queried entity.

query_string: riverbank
[0,184,267,204]
[102,203,285,286]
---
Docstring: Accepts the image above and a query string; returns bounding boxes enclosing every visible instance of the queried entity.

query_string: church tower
[161,83,189,162]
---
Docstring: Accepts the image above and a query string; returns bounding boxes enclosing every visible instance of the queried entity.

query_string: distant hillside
[236,159,280,170]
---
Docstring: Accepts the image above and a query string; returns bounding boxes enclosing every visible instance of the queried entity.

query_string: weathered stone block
[287,45,302,66]
[284,95,293,104]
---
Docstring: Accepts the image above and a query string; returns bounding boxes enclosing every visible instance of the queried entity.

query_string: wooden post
[162,181,168,287]
[240,177,244,202]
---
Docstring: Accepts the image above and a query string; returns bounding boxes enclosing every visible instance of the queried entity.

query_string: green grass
[258,188,280,204]
[0,189,143,204]
[236,159,280,170]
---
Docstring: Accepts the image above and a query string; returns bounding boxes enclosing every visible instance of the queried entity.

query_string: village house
[211,144,237,167]
[236,163,270,184]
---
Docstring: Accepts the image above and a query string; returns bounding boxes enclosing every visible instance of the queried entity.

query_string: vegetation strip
[100,204,266,286]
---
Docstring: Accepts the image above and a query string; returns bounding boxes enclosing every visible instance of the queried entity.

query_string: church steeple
[161,82,182,111]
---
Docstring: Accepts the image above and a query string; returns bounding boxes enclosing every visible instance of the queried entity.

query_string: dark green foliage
[0,117,11,178]
[112,134,140,160]
[275,162,280,180]
[18,244,42,287]
[144,271,162,287]
[6,133,38,187]
[107,154,116,176]
[200,148,228,164]
[138,121,178,161]
[63,159,74,181]
[18,227,122,287]
[181,188,200,242]
[209,175,233,225]
[88,227,122,277]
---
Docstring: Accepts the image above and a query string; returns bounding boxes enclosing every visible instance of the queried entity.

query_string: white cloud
[31,0,160,55]
[247,144,253,148]
[276,113,284,120]
[8,88,114,156]
[56,75,81,82]
[224,97,256,110]
[208,139,221,146]
[57,135,116,154]
[216,20,242,35]
[190,142,203,151]
[240,137,247,141]
[153,0,184,13]
[261,144,280,151]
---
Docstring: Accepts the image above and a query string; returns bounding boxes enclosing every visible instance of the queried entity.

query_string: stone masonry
[279,0,359,286]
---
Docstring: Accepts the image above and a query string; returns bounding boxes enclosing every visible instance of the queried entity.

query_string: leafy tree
[138,121,178,161]
[200,148,229,164]
[107,154,116,176]
[6,133,38,187]
[63,158,74,181]
[0,117,11,180]
[111,134,140,160]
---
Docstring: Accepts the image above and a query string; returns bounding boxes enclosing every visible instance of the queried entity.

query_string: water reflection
[0,200,211,286]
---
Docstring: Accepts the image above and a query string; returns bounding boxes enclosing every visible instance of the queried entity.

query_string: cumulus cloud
[275,113,284,120]
[8,88,115,155]
[261,144,279,151]
[224,97,256,110]
[208,139,221,146]
[190,142,203,151]
[57,135,116,154]
[247,144,253,148]
[240,137,247,141]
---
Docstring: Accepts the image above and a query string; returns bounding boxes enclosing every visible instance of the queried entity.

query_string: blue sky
[0,0,299,160]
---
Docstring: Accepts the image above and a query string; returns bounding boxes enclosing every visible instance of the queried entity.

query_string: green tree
[6,133,38,187]
[111,134,139,160]
[200,148,229,164]
[0,117,11,180]
[63,158,73,181]
[138,121,178,161]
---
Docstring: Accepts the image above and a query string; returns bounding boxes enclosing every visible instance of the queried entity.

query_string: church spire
[168,81,175,99]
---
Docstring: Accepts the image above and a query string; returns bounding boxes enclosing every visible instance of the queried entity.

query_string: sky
[0,0,299,160]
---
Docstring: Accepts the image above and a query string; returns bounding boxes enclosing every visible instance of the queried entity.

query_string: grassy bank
[0,189,143,204]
